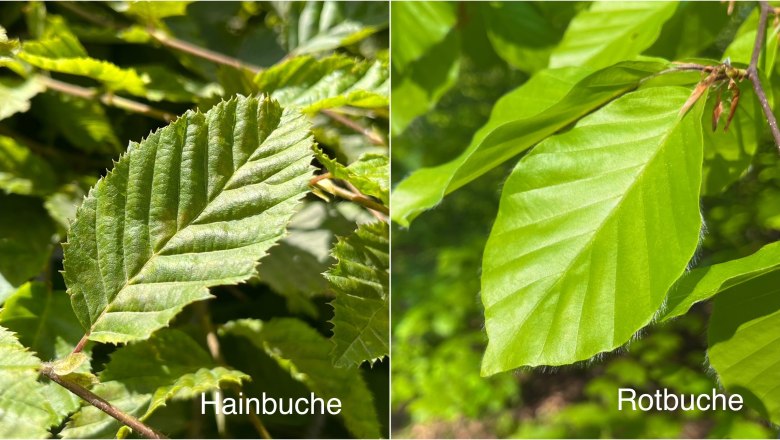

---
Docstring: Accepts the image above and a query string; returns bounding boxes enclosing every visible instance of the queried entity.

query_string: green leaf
[136,64,223,103]
[0,282,85,360]
[254,55,388,113]
[662,241,780,321]
[316,146,388,205]
[708,270,780,425]
[274,1,388,55]
[0,325,57,439]
[0,77,44,121]
[0,194,55,304]
[63,96,314,344]
[113,1,193,25]
[549,2,677,69]
[36,91,123,155]
[646,2,733,60]
[481,87,706,374]
[0,134,57,196]
[221,318,381,439]
[392,61,666,227]
[326,221,389,367]
[61,329,248,439]
[390,2,456,73]
[19,31,148,95]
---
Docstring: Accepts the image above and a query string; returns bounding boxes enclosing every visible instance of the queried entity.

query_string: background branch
[747,1,780,152]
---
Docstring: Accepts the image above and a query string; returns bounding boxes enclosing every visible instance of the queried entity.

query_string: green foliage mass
[0,2,388,438]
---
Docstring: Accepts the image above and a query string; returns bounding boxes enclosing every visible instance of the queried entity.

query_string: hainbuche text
[202,392,342,415]
[618,388,743,411]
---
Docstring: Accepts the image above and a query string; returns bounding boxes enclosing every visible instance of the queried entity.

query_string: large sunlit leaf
[326,222,389,367]
[254,55,388,113]
[0,326,58,439]
[221,318,381,439]
[481,87,706,374]
[0,195,55,304]
[708,270,780,425]
[63,96,314,344]
[549,2,677,69]
[392,61,667,227]
[61,330,248,439]
[662,241,780,321]
[0,77,43,121]
[0,135,56,196]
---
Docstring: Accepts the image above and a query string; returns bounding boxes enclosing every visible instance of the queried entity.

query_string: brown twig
[40,365,167,439]
[39,76,175,122]
[747,1,780,152]
[72,334,89,354]
[147,29,263,74]
[321,109,386,146]
[310,177,389,217]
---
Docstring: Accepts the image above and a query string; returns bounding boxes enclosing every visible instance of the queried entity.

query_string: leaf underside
[481,87,706,374]
[327,221,389,367]
[63,95,314,344]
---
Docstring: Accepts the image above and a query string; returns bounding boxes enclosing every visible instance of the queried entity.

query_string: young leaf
[61,329,249,439]
[0,326,58,439]
[221,318,381,439]
[254,55,388,113]
[708,270,780,425]
[0,134,57,196]
[316,147,389,205]
[392,61,666,227]
[326,221,389,367]
[63,96,314,344]
[662,241,780,321]
[0,77,44,121]
[549,2,677,69]
[481,87,706,374]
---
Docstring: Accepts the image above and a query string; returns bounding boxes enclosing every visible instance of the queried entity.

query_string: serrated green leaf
[316,146,388,205]
[481,87,706,374]
[550,2,677,69]
[36,91,122,155]
[708,270,780,425]
[254,55,388,113]
[61,329,249,439]
[19,31,147,95]
[0,325,58,439]
[326,222,389,368]
[662,241,780,321]
[0,77,44,121]
[274,1,387,55]
[63,95,314,344]
[392,61,666,227]
[0,195,55,304]
[0,282,85,360]
[0,134,57,196]
[221,318,381,439]
[0,25,25,74]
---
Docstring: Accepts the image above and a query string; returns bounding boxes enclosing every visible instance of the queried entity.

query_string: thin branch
[72,334,89,354]
[147,29,263,74]
[747,1,780,151]
[321,109,386,146]
[40,366,167,439]
[39,76,176,122]
[311,177,389,217]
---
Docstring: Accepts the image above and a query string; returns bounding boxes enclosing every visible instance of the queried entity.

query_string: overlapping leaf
[254,55,388,113]
[481,87,706,374]
[662,241,780,321]
[0,135,56,196]
[221,318,380,439]
[0,326,58,439]
[326,222,389,367]
[0,77,43,121]
[316,147,388,205]
[61,330,248,439]
[63,96,314,344]
[550,2,677,69]
[708,270,780,425]
[392,61,666,227]
[391,2,456,73]
[36,92,122,155]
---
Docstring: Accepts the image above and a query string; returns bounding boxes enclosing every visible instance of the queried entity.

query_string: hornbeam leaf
[392,61,666,227]
[0,326,58,439]
[0,135,57,197]
[221,318,381,439]
[254,55,388,113]
[62,95,314,344]
[326,222,389,367]
[315,147,388,205]
[549,2,677,69]
[61,330,249,439]
[0,77,44,121]
[662,241,780,321]
[481,87,706,374]
[708,270,780,425]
